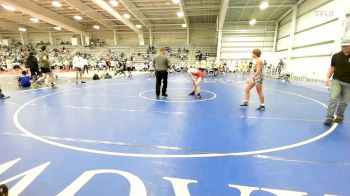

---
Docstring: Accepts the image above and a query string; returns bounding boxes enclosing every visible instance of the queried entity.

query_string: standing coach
[324,37,350,126]
[153,48,171,99]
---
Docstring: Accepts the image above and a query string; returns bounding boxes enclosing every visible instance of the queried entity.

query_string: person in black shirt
[0,184,8,196]
[324,37,350,126]
[114,60,127,77]
[248,61,253,73]
[26,51,40,82]
[277,59,284,75]
[0,87,9,99]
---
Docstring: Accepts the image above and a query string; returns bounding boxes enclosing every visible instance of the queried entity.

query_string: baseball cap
[341,37,350,46]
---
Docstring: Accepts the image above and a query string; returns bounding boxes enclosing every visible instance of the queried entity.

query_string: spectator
[0,87,9,99]
[18,70,31,88]
[63,59,70,71]
[73,52,86,84]
[82,54,89,74]
[126,58,133,77]
[277,59,284,75]
[111,58,117,71]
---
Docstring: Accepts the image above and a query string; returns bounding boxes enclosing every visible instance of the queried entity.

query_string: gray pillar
[20,32,29,45]
[80,34,84,46]
[287,5,297,64]
[113,30,118,46]
[187,27,190,45]
[272,21,279,52]
[49,32,56,46]
[149,29,153,46]
[216,30,223,62]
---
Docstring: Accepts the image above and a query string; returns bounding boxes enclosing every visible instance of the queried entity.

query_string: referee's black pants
[155,71,168,96]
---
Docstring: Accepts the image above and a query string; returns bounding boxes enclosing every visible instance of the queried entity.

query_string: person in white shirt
[148,61,155,79]
[82,54,89,74]
[111,58,117,70]
[180,61,185,71]
[64,59,70,71]
[98,59,105,71]
[90,59,96,70]
[73,52,86,84]
[126,58,133,77]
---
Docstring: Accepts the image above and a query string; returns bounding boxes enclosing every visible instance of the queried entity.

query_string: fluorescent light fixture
[172,0,180,4]
[136,24,142,29]
[109,0,119,7]
[93,25,100,30]
[30,17,40,23]
[52,1,62,8]
[182,23,187,28]
[1,4,15,12]
[260,1,269,10]
[54,26,62,31]
[177,11,184,17]
[123,13,130,19]
[249,19,257,25]
[18,27,26,32]
[74,15,82,21]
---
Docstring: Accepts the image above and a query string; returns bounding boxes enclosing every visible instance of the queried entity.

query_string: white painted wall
[92,31,114,45]
[220,23,275,62]
[190,24,217,46]
[275,0,350,79]
[153,31,187,46]
[5,24,217,48]
[28,32,50,43]
[276,12,292,52]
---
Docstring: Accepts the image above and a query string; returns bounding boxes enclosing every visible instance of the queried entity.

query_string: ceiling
[0,0,299,35]
[225,0,298,27]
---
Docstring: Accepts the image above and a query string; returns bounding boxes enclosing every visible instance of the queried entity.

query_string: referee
[153,48,171,99]
[324,37,350,126]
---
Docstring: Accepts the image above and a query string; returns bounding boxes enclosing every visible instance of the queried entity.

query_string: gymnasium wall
[220,23,276,62]
[276,12,292,52]
[0,33,23,44]
[190,23,217,46]
[152,30,187,46]
[276,0,349,79]
[1,23,217,48]
[27,32,51,43]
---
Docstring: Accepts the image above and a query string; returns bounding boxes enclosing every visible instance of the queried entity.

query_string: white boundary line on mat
[13,81,338,158]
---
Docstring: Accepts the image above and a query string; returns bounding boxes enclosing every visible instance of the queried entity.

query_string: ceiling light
[30,17,39,23]
[136,24,142,29]
[249,19,257,25]
[93,25,100,30]
[172,0,180,4]
[52,1,62,8]
[260,1,269,10]
[182,23,187,28]
[109,0,119,7]
[123,13,130,19]
[74,15,82,21]
[177,11,184,17]
[1,4,16,12]
[18,27,26,32]
[54,26,62,31]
